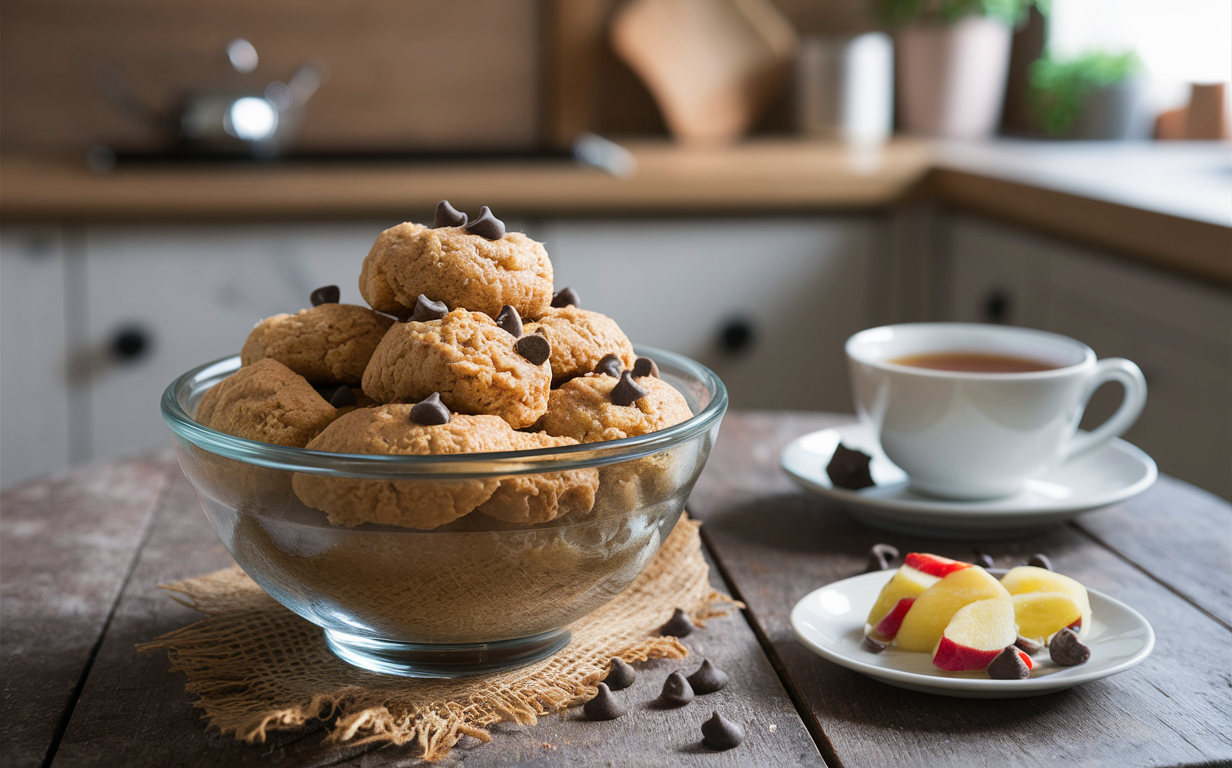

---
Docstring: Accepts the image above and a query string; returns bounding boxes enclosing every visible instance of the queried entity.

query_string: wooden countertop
[2,411,1229,766]
[2,139,1229,282]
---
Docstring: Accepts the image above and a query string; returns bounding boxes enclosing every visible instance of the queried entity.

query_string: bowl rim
[161,344,728,479]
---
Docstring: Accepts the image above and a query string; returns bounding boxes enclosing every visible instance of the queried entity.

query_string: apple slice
[932,597,1018,671]
[1001,566,1092,641]
[1012,591,1082,643]
[903,552,972,579]
[865,564,940,641]
[895,566,1011,652]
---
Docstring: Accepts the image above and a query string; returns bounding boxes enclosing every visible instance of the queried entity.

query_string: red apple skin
[932,637,1005,672]
[869,597,915,641]
[904,553,972,579]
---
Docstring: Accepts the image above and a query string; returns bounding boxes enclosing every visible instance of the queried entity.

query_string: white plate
[780,423,1156,538]
[790,570,1154,698]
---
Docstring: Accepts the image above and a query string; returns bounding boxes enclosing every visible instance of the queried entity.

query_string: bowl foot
[323,627,572,678]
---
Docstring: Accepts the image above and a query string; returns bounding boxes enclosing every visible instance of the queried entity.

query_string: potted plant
[1029,51,1145,139]
[874,0,1046,138]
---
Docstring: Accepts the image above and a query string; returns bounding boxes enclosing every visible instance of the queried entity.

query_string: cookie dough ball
[359,222,553,319]
[195,358,338,447]
[362,308,551,429]
[293,409,522,529]
[523,307,635,384]
[477,431,599,524]
[240,303,394,386]
[540,369,693,444]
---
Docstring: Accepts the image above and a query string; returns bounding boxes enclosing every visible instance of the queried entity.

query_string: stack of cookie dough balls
[195,201,695,532]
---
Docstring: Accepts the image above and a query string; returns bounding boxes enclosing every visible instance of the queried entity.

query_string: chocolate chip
[409,392,450,426]
[658,608,693,637]
[514,334,551,366]
[1014,635,1044,655]
[658,672,694,707]
[594,353,623,378]
[310,285,340,306]
[1049,627,1090,666]
[329,386,356,408]
[495,305,522,338]
[701,712,744,751]
[464,206,505,240]
[686,659,729,694]
[551,286,579,308]
[862,543,899,574]
[1028,554,1053,571]
[986,646,1031,679]
[631,356,659,378]
[974,550,995,569]
[827,443,874,490]
[582,682,625,721]
[604,658,636,691]
[610,370,648,407]
[433,200,468,228]
[861,635,888,654]
[409,294,448,322]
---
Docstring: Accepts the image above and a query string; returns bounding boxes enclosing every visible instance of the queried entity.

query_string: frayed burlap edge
[138,515,739,762]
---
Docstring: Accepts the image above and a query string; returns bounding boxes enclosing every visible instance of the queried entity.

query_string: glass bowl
[161,346,727,677]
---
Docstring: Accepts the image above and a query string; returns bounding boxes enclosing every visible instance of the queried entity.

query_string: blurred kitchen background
[1,0,1229,498]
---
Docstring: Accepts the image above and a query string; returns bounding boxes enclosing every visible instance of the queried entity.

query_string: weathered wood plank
[690,412,1232,768]
[0,453,177,768]
[1072,475,1232,628]
[52,468,821,766]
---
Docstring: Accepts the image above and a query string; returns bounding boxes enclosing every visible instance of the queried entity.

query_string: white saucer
[790,570,1155,698]
[780,423,1156,538]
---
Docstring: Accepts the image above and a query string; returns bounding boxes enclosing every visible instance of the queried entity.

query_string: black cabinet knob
[110,325,152,363]
[983,290,1011,324]
[718,317,756,356]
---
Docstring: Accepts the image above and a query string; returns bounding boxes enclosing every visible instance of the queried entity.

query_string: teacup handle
[1061,358,1147,464]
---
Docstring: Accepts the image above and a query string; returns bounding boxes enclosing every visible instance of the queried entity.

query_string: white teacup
[845,323,1147,500]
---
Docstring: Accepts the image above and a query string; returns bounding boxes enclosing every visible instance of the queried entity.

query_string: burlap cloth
[138,515,734,762]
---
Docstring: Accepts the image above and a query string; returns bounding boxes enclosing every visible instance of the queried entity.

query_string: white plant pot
[896,17,1013,139]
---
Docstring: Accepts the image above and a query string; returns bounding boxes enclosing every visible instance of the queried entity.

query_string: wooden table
[3,412,1229,767]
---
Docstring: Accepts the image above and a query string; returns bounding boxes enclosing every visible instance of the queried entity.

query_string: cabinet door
[83,222,389,462]
[0,228,71,487]
[540,217,875,411]
[943,215,1048,328]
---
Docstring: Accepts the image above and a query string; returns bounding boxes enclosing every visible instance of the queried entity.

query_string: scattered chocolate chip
[1049,627,1090,666]
[1014,635,1044,654]
[495,305,523,338]
[974,550,996,569]
[610,370,648,406]
[701,712,744,751]
[514,334,551,366]
[409,294,448,322]
[310,285,340,306]
[862,543,899,574]
[1028,553,1053,570]
[329,386,356,408]
[409,392,450,426]
[986,646,1031,679]
[861,635,888,654]
[594,353,623,378]
[827,443,875,490]
[433,200,468,228]
[582,683,625,721]
[658,608,693,637]
[631,356,659,378]
[464,206,505,240]
[551,286,579,308]
[604,658,636,691]
[658,672,694,707]
[686,659,729,694]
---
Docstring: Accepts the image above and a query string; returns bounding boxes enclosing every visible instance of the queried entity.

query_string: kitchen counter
[1,139,1229,282]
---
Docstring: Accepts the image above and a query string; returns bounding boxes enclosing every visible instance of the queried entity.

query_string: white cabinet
[941,214,1232,500]
[540,217,876,411]
[0,229,72,488]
